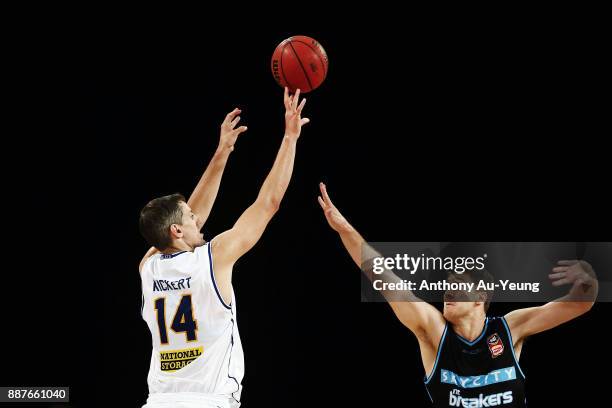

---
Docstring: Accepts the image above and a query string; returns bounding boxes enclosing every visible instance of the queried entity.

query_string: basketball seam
[288,41,314,92]
[291,39,328,78]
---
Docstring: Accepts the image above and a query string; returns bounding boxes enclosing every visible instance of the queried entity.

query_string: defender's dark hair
[139,193,186,250]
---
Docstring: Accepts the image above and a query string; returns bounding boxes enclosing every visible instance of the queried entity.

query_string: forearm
[336,221,387,276]
[337,223,365,268]
[508,263,599,338]
[340,226,422,304]
[187,147,231,221]
[336,222,393,281]
[256,135,297,209]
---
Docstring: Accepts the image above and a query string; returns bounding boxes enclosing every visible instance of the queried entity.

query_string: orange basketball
[271,35,329,93]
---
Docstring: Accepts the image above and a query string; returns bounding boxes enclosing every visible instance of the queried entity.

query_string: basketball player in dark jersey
[317,183,598,407]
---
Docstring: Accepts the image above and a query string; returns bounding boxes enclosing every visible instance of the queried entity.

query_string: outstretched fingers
[549,272,566,280]
[319,182,333,207]
[297,96,307,113]
[284,87,291,110]
[551,277,572,286]
[224,108,241,126]
[318,195,327,210]
[292,88,301,111]
[230,115,241,129]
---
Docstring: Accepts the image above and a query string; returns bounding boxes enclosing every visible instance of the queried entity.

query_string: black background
[5,13,610,407]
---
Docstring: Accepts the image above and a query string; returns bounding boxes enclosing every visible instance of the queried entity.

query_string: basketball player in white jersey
[138,88,309,408]
[317,183,598,407]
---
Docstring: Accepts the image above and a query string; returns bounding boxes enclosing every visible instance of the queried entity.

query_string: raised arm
[210,88,309,303]
[187,108,247,228]
[317,183,445,343]
[139,108,247,270]
[504,260,598,346]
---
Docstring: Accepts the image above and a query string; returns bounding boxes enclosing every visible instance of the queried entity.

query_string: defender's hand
[549,260,596,296]
[317,182,352,233]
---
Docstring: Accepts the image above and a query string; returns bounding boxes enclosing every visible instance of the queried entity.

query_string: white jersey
[140,242,244,406]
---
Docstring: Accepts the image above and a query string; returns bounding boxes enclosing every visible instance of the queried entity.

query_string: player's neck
[161,241,192,254]
[452,312,487,342]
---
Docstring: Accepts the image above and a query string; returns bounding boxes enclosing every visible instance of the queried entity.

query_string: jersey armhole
[501,316,526,379]
[424,323,448,384]
[206,240,232,310]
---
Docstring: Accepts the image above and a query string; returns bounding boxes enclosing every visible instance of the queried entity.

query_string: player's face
[443,290,478,321]
[178,202,205,249]
[442,273,486,322]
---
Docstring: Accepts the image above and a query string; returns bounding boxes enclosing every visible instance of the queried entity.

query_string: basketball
[271,35,329,93]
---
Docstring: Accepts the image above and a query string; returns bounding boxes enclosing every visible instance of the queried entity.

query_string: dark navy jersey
[424,316,526,407]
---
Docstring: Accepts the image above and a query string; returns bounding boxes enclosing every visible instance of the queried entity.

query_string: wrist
[215,141,234,155]
[284,132,300,141]
[213,146,232,162]
[337,222,355,235]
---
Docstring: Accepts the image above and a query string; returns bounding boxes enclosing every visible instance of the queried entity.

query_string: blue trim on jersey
[455,317,489,346]
[501,316,526,379]
[160,251,187,259]
[424,323,448,385]
[228,316,241,403]
[208,242,232,310]
[425,383,434,403]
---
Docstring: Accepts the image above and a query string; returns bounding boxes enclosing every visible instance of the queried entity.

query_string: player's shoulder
[139,252,159,275]
[208,236,220,250]
[193,241,213,257]
[139,247,161,273]
[184,242,216,271]
[485,316,512,334]
[206,236,226,259]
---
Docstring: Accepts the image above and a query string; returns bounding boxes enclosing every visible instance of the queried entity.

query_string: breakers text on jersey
[449,389,513,407]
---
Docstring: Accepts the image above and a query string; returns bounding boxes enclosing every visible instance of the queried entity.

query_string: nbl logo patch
[487,333,504,358]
